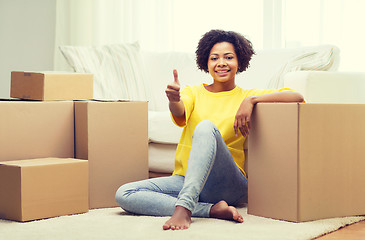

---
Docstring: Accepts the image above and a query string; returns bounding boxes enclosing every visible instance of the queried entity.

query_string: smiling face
[207,41,239,85]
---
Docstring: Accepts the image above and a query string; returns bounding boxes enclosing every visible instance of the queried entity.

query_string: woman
[115,29,304,230]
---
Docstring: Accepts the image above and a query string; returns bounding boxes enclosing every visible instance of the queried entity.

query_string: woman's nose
[218,58,227,66]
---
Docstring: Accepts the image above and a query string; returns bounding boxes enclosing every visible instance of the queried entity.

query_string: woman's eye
[210,57,218,61]
[226,56,233,60]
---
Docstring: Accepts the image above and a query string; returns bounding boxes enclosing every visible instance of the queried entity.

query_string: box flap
[11,71,44,77]
[12,71,92,76]
[0,158,87,167]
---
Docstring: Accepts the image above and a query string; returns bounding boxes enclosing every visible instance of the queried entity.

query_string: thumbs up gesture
[165,69,181,102]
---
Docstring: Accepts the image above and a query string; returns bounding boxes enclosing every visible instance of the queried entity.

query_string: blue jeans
[115,120,248,218]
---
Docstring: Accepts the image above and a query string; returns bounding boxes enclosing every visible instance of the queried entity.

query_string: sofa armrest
[283,71,365,103]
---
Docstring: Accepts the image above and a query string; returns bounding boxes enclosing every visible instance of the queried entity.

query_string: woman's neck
[205,81,236,93]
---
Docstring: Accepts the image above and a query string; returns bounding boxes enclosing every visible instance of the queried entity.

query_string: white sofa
[142,44,364,178]
[60,43,365,178]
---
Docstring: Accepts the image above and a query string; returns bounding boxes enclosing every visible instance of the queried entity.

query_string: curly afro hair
[196,29,255,74]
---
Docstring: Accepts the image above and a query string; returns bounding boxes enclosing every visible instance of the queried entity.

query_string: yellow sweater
[172,84,292,177]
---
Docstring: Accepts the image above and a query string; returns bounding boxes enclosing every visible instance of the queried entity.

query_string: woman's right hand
[165,69,181,102]
[166,69,185,118]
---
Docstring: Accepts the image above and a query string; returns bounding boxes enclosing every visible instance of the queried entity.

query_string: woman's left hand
[234,97,254,137]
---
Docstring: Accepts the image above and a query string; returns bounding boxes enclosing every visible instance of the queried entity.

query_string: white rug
[0,207,364,240]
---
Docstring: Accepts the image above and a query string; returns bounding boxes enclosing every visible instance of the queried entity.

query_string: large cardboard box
[11,71,93,101]
[0,158,89,222]
[74,101,149,209]
[0,100,74,162]
[248,103,365,222]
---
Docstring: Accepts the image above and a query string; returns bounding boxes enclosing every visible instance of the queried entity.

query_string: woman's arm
[234,91,304,137]
[165,69,185,118]
[248,91,304,104]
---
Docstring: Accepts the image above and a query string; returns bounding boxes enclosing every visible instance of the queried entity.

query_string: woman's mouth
[215,69,230,76]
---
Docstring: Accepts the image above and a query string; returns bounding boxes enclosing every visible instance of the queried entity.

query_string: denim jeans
[115,120,248,218]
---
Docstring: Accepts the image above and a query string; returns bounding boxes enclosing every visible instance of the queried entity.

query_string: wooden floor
[315,220,365,239]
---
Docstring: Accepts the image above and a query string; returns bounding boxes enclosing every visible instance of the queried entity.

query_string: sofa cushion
[148,136,249,175]
[148,143,176,173]
[60,42,152,102]
[148,111,183,144]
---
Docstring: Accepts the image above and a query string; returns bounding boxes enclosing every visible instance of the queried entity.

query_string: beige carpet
[0,207,364,240]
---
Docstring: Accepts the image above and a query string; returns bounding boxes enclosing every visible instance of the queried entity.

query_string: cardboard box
[0,100,74,162]
[0,158,89,222]
[11,71,93,101]
[74,101,149,209]
[248,103,365,222]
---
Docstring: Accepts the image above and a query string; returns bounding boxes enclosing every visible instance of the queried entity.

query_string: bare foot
[209,200,244,223]
[163,206,192,230]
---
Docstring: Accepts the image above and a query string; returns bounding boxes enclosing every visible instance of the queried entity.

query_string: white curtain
[54,0,365,72]
[54,0,174,71]
[54,0,264,70]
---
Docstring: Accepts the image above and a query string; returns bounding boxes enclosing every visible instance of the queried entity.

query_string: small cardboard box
[0,100,74,162]
[11,71,93,101]
[74,100,149,209]
[0,158,89,222]
[248,103,365,222]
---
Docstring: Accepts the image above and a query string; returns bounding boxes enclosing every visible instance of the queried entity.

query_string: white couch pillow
[236,44,340,89]
[266,45,340,88]
[60,42,152,102]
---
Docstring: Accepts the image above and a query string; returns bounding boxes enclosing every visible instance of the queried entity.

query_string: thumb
[173,69,180,85]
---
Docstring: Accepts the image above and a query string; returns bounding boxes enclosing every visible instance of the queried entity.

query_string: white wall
[0,0,56,98]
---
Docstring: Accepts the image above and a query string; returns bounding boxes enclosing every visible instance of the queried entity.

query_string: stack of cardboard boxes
[5,72,363,224]
[0,71,148,222]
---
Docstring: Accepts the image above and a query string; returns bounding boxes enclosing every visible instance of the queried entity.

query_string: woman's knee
[115,182,136,209]
[193,120,218,137]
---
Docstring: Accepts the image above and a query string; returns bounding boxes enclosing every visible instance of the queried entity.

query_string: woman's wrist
[245,96,257,105]
[169,100,185,118]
